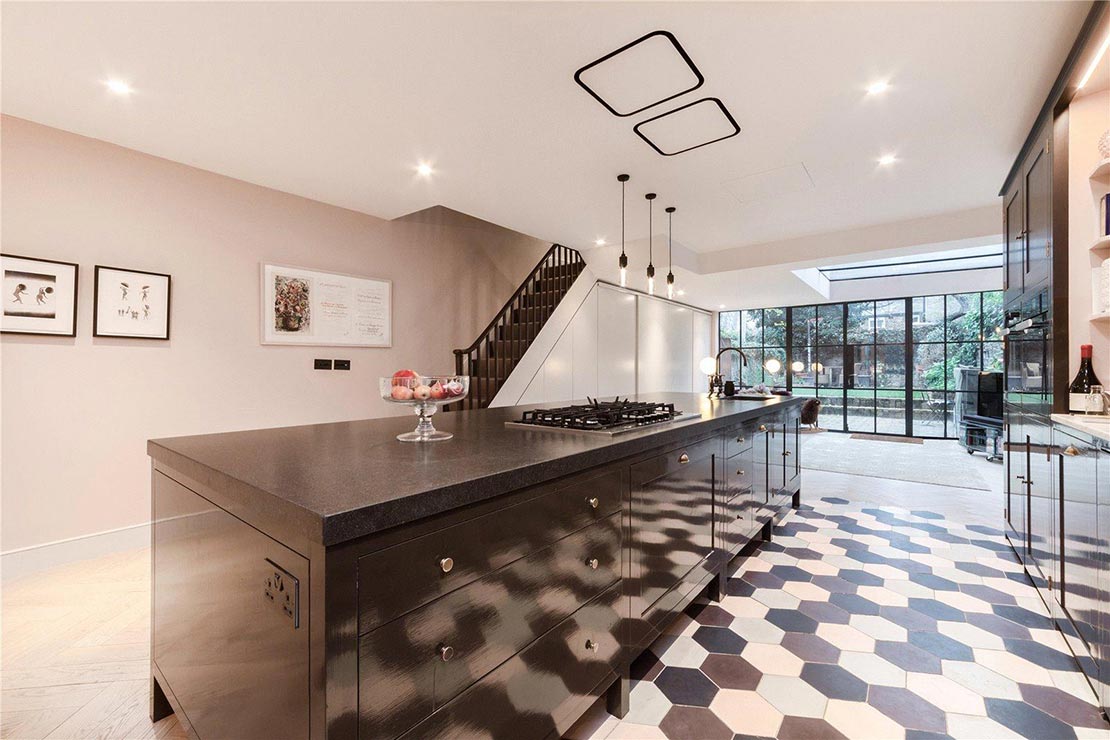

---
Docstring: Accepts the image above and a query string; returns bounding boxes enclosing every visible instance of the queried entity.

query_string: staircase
[452,244,586,410]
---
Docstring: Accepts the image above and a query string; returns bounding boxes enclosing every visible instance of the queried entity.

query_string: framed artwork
[261,263,391,347]
[93,265,171,339]
[0,253,79,337]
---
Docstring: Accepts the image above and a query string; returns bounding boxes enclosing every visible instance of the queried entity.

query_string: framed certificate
[261,263,391,347]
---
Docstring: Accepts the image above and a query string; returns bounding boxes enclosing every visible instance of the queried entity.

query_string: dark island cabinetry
[148,394,803,739]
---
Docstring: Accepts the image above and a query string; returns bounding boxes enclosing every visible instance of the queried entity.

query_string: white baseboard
[2,522,151,582]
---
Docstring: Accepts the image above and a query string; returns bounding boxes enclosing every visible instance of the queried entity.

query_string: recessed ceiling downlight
[634,98,740,156]
[103,78,133,96]
[574,31,704,117]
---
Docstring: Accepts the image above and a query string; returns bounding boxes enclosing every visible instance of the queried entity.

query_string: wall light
[877,154,897,167]
[866,80,890,96]
[1078,33,1110,89]
[594,238,607,246]
[416,162,434,177]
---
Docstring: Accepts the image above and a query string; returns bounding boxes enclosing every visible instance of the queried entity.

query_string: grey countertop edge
[149,395,805,547]
[1050,413,1110,444]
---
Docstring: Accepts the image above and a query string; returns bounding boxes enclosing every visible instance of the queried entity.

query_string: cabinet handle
[759,425,767,432]
[437,644,455,662]
[439,557,454,574]
[586,496,600,509]
[736,436,745,444]
[783,451,792,457]
[1063,446,1079,457]
[678,453,690,464]
[736,469,746,476]
[585,557,599,570]
[585,639,598,653]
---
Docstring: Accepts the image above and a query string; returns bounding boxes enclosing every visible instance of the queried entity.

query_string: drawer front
[724,426,754,459]
[358,514,621,739]
[398,584,622,740]
[719,492,753,553]
[358,467,621,634]
[724,446,755,501]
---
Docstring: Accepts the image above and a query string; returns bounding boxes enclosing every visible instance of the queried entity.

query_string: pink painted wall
[0,116,549,552]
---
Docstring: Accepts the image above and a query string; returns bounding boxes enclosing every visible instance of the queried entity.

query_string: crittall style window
[718,291,1003,439]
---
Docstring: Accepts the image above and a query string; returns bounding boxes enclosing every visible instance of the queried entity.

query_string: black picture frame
[0,253,79,337]
[633,97,741,157]
[574,30,705,118]
[93,265,172,340]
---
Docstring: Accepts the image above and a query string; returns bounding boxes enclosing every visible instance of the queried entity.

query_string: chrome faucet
[708,347,748,398]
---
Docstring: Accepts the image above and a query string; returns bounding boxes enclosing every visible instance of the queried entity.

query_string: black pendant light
[617,174,629,286]
[665,206,676,299]
[645,192,657,295]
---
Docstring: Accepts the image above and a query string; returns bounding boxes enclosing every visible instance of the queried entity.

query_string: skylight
[818,246,1003,282]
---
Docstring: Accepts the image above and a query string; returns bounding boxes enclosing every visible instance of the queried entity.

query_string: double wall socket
[314,359,350,370]
[263,558,300,628]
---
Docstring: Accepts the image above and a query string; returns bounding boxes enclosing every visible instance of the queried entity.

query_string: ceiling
[0,2,1091,261]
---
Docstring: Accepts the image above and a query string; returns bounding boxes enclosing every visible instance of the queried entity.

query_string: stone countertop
[149,393,805,546]
[1051,413,1110,444]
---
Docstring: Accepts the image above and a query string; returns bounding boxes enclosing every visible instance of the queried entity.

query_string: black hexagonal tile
[908,572,960,591]
[828,592,882,616]
[692,625,747,655]
[654,666,719,707]
[769,565,814,583]
[800,663,867,701]
[908,630,975,661]
[781,632,840,664]
[726,576,756,598]
[743,571,786,590]
[630,647,664,681]
[992,604,1053,630]
[1019,684,1107,728]
[874,639,942,674]
[688,602,736,627]
[765,608,819,634]
[659,705,732,740]
[879,605,938,633]
[868,685,947,733]
[985,698,1079,740]
[838,569,884,587]
[907,597,966,622]
[699,653,761,690]
[957,583,1017,605]
[810,575,857,594]
[954,561,1006,578]
[798,600,851,625]
[1001,638,1080,670]
[777,716,848,740]
[965,612,1033,640]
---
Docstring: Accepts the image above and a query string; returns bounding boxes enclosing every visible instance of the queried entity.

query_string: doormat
[849,433,924,445]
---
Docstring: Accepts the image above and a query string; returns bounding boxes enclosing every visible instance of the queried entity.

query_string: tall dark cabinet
[1001,0,1110,717]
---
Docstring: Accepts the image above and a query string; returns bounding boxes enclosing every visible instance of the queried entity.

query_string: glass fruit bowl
[379,375,469,442]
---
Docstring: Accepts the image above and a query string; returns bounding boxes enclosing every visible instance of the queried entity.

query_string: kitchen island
[147,393,804,740]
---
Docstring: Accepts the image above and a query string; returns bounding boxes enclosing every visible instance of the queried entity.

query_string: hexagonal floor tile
[798,599,851,625]
[941,659,1022,699]
[708,688,783,737]
[765,608,820,634]
[657,635,710,668]
[1019,684,1107,729]
[781,632,840,664]
[756,674,828,718]
[622,679,672,726]
[800,662,868,701]
[906,671,986,715]
[849,614,908,642]
[699,653,762,690]
[907,630,975,661]
[825,697,907,740]
[936,620,1005,650]
[752,588,802,610]
[815,623,876,652]
[777,716,848,740]
[653,666,719,707]
[783,580,833,601]
[867,685,947,734]
[658,705,732,740]
[691,625,746,655]
[839,650,907,687]
[741,643,804,677]
[985,697,1082,740]
[874,640,941,674]
[973,648,1053,685]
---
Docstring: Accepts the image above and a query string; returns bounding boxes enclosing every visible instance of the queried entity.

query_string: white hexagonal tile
[794,559,840,577]
[752,588,801,610]
[709,689,783,736]
[941,660,1022,699]
[882,579,935,599]
[741,643,803,677]
[937,621,1005,650]
[719,595,769,619]
[815,623,876,652]
[730,617,786,645]
[906,672,987,716]
[783,581,832,601]
[945,714,1023,739]
[658,635,709,668]
[622,680,671,726]
[861,564,909,581]
[856,585,909,607]
[849,614,908,642]
[973,648,1053,685]
[839,650,907,687]
[933,590,993,614]
[756,675,827,718]
[606,723,668,739]
[825,698,906,740]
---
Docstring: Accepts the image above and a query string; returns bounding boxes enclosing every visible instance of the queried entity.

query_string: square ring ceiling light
[574,31,704,117]
[633,98,741,156]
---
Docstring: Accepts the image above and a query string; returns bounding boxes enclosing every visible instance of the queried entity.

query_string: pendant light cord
[621,179,626,260]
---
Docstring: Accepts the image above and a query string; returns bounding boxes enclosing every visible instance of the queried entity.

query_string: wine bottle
[1068,344,1104,413]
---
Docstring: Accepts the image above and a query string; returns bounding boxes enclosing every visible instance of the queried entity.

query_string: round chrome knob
[586,497,600,509]
[585,639,598,653]
[736,470,746,476]
[439,557,454,574]
[736,436,745,444]
[437,644,454,662]
[759,424,767,432]
[678,453,690,464]
[783,451,792,457]
[586,557,599,570]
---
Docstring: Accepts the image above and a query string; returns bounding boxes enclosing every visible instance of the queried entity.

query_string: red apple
[429,382,447,400]
[390,385,414,401]
[413,384,432,400]
[391,369,418,387]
